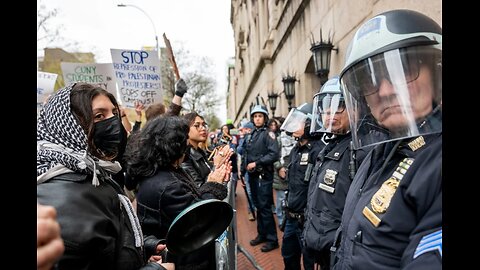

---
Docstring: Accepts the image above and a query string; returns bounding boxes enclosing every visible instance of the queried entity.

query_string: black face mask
[93,116,123,158]
[116,122,128,162]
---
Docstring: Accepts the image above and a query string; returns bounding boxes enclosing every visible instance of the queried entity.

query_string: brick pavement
[235,186,284,270]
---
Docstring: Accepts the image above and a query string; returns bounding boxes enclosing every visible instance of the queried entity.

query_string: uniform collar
[397,133,441,157]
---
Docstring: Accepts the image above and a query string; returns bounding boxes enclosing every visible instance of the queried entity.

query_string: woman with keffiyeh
[37,83,173,270]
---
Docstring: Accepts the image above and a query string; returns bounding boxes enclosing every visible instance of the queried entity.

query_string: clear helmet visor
[340,46,442,149]
[310,93,349,135]
[280,108,307,133]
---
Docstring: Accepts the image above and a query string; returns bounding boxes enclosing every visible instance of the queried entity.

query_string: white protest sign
[37,71,58,104]
[110,49,162,108]
[60,62,118,97]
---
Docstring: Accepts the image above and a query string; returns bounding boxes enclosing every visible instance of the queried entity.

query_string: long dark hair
[124,116,190,177]
[183,111,205,127]
[70,82,120,160]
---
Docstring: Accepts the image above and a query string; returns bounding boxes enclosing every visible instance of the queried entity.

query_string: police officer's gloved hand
[175,78,188,97]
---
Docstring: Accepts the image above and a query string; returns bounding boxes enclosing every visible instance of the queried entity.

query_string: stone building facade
[228,0,441,125]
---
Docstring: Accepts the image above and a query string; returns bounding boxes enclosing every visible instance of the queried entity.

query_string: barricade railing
[215,176,237,270]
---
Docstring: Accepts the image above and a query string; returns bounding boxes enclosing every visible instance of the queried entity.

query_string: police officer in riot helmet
[279,102,325,270]
[331,10,442,269]
[244,104,280,252]
[302,76,371,270]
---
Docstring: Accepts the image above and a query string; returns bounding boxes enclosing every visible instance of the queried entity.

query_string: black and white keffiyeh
[37,83,121,185]
[37,84,143,247]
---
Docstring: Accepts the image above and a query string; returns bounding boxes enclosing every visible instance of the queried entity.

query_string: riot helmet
[280,102,313,140]
[250,104,269,127]
[239,118,249,129]
[339,9,442,149]
[310,76,350,135]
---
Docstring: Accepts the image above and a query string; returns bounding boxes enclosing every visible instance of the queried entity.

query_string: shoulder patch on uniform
[413,229,442,259]
[268,131,276,140]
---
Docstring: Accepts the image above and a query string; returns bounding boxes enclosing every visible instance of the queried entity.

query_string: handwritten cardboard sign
[37,71,58,104]
[110,49,162,108]
[61,62,118,98]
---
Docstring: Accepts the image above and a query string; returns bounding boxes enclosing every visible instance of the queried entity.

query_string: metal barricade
[215,177,237,270]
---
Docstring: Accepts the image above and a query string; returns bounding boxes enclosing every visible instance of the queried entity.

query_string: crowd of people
[37,9,441,270]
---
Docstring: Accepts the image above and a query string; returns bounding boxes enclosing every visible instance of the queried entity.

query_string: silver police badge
[324,169,338,185]
[300,153,309,165]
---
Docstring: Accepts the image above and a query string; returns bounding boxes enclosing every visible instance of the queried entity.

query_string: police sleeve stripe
[413,229,442,259]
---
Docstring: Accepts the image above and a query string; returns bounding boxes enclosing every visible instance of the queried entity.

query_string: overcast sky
[38,0,235,122]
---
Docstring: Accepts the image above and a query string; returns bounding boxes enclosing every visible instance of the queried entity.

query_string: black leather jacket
[37,173,165,270]
[181,146,212,188]
[136,167,227,270]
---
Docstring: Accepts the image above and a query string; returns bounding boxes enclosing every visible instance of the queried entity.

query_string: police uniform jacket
[237,136,247,175]
[244,126,279,173]
[286,138,325,213]
[303,133,361,252]
[332,134,442,270]
[273,132,296,191]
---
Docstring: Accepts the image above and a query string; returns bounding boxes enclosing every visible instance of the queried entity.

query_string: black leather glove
[143,235,166,259]
[175,78,188,97]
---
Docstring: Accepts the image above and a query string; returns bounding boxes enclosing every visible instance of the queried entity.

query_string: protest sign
[111,49,162,108]
[37,71,58,104]
[61,62,118,97]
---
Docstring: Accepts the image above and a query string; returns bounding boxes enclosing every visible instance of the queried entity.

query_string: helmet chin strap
[293,135,309,146]
[294,133,309,142]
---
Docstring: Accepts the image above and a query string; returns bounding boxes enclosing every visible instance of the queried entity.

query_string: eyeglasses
[343,47,422,98]
[193,122,208,130]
